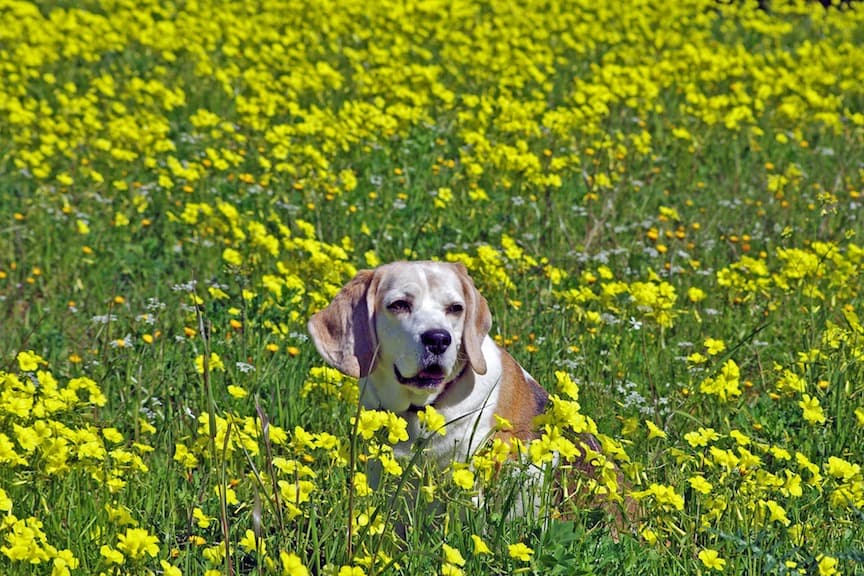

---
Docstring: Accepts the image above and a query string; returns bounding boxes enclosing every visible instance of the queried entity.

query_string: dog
[307,260,550,469]
[308,260,639,532]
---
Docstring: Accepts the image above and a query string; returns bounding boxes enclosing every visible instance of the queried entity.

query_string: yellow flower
[116,527,159,560]
[0,488,11,512]
[704,337,726,355]
[417,405,447,436]
[631,483,685,512]
[640,527,658,545]
[825,456,859,481]
[100,545,125,565]
[470,535,491,555]
[434,186,453,209]
[174,444,199,469]
[379,453,403,477]
[353,473,372,497]
[17,350,46,372]
[280,551,310,576]
[222,247,243,266]
[688,475,713,495]
[493,414,513,431]
[53,549,79,576]
[227,385,248,399]
[760,499,790,525]
[239,529,265,555]
[102,428,124,443]
[700,359,741,401]
[188,535,205,547]
[554,370,580,399]
[420,481,436,503]
[684,427,720,448]
[355,410,387,440]
[620,415,640,437]
[729,429,751,446]
[645,420,667,440]
[698,549,726,571]
[193,507,212,528]
[161,560,183,576]
[364,250,380,268]
[452,468,475,490]
[441,563,465,576]
[776,369,806,394]
[799,394,826,425]
[687,286,706,302]
[817,555,840,576]
[195,353,225,373]
[279,479,316,506]
[783,470,803,498]
[856,407,864,427]
[442,544,466,567]
[105,504,138,527]
[508,542,534,562]
[385,413,409,444]
[710,447,740,470]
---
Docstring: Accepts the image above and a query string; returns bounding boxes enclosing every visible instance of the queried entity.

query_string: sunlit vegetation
[1,0,863,573]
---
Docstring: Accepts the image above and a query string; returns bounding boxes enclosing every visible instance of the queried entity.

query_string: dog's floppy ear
[308,269,378,378]
[453,262,492,375]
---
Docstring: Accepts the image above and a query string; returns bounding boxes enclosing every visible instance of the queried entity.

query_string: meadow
[1,0,863,573]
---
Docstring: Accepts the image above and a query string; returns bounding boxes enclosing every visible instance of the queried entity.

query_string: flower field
[1,0,863,573]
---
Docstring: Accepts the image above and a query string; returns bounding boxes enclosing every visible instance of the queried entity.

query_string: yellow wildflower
[222,247,243,266]
[116,528,159,560]
[645,420,667,440]
[817,555,840,576]
[239,529,265,555]
[100,545,125,565]
[799,394,826,425]
[508,542,534,562]
[760,499,791,526]
[684,427,720,448]
[418,406,447,436]
[17,350,46,372]
[698,549,726,571]
[704,338,726,355]
[689,475,713,495]
[700,359,741,401]
[160,561,183,576]
[195,353,225,373]
[280,551,310,576]
[442,544,466,567]
[470,535,491,555]
[452,468,475,491]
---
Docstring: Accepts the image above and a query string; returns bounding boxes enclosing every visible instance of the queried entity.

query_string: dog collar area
[404,363,469,413]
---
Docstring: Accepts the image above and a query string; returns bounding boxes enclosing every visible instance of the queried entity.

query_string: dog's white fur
[308,261,548,467]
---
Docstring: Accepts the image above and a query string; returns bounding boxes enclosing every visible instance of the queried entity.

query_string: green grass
[1,0,864,574]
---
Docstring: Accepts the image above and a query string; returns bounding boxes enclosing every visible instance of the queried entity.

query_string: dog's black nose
[421,329,452,355]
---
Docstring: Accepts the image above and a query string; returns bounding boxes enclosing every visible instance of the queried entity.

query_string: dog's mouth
[394,364,447,389]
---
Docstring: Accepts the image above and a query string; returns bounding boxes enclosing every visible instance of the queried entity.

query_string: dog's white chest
[393,338,502,466]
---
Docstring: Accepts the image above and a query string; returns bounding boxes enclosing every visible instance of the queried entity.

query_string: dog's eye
[447,303,464,315]
[387,300,411,314]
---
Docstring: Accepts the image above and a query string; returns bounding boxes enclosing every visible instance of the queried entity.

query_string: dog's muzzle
[394,364,447,389]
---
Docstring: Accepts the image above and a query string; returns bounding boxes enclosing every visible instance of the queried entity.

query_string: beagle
[307,260,549,467]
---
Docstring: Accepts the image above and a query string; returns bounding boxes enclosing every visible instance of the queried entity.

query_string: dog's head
[308,261,492,412]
